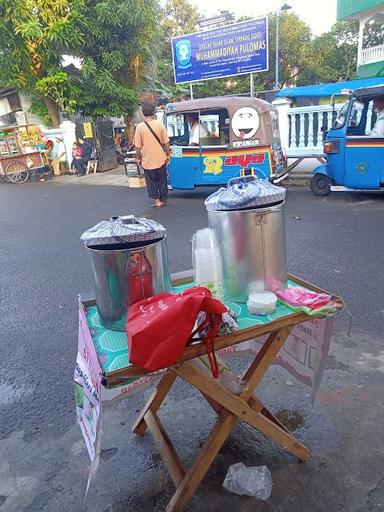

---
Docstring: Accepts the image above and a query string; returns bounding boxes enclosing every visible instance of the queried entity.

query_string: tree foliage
[155,0,199,99]
[299,21,359,84]
[0,0,159,125]
[0,0,376,126]
[0,0,83,125]
[263,12,313,89]
[72,0,158,117]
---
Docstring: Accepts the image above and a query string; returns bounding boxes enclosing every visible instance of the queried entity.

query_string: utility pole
[275,3,292,90]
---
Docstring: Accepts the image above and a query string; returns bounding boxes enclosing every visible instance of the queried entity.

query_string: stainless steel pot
[208,203,287,302]
[87,237,171,331]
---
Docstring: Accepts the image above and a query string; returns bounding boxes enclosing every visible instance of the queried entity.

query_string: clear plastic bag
[223,463,272,500]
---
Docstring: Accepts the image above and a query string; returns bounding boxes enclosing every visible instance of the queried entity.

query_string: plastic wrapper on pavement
[223,463,272,500]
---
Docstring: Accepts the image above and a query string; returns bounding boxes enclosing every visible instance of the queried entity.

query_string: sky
[192,0,337,36]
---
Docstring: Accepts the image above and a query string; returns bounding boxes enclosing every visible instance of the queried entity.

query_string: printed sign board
[83,122,93,139]
[171,18,268,84]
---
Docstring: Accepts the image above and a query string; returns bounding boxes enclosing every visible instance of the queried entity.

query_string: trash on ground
[223,462,272,500]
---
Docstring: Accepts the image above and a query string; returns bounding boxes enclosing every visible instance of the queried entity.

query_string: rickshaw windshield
[166,109,229,146]
[333,101,349,128]
[347,100,365,128]
[333,99,365,129]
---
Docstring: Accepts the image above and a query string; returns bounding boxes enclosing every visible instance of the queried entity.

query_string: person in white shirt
[370,97,384,137]
[52,136,67,175]
[187,114,208,146]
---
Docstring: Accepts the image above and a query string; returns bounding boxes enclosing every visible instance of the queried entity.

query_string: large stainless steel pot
[208,203,287,302]
[87,237,171,331]
[82,216,171,331]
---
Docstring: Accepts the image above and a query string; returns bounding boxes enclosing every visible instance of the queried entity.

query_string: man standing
[370,97,384,136]
[51,136,67,176]
[135,102,171,207]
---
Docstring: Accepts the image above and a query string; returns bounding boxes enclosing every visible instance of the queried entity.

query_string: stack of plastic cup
[192,228,224,300]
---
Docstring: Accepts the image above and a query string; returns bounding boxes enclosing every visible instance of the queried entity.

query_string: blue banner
[171,18,268,84]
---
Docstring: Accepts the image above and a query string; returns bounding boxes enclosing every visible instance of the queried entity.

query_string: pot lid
[204,176,286,212]
[80,215,166,247]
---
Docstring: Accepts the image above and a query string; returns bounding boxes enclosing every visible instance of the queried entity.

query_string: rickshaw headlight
[324,140,340,154]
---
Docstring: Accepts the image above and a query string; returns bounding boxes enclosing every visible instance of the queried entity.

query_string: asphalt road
[1,179,384,511]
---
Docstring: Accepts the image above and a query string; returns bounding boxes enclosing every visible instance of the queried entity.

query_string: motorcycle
[115,143,128,165]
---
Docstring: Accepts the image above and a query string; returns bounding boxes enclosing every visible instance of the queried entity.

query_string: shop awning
[278,77,384,98]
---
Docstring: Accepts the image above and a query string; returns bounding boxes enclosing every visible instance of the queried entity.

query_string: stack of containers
[192,228,224,300]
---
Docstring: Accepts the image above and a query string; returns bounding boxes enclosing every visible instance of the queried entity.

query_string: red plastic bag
[127,286,228,377]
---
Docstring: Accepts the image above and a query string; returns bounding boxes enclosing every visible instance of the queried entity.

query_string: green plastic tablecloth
[85,279,306,376]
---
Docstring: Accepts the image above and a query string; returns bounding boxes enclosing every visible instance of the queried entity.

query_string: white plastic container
[192,228,224,300]
[247,291,277,315]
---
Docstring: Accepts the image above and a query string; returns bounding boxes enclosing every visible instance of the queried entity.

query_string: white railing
[360,44,384,65]
[286,104,343,157]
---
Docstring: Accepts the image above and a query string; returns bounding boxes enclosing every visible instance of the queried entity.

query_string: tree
[0,0,159,126]
[155,0,199,99]
[0,0,84,126]
[298,21,359,84]
[72,0,159,117]
[261,12,313,89]
[291,19,384,86]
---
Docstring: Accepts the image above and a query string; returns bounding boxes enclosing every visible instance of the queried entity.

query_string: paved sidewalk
[57,166,129,187]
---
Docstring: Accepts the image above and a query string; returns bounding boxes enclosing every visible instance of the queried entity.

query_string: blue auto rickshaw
[311,85,384,195]
[164,97,287,190]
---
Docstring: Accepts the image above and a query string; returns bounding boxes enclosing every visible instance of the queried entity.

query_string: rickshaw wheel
[310,173,331,196]
[5,161,29,184]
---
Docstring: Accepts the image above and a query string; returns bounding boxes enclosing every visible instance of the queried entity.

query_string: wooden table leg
[144,410,186,486]
[175,362,310,462]
[240,327,294,398]
[165,327,309,510]
[137,327,310,511]
[132,372,177,436]
[166,409,238,512]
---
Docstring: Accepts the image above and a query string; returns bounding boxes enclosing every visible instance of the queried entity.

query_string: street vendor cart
[75,272,342,512]
[0,124,47,184]
[75,182,343,510]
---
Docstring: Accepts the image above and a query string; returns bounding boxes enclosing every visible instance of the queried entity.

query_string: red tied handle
[205,325,220,379]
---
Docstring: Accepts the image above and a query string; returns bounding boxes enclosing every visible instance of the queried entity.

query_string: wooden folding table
[103,274,342,512]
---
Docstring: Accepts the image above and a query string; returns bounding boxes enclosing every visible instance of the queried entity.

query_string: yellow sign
[203,156,223,175]
[83,122,93,139]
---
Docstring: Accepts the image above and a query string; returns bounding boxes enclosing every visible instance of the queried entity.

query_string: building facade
[0,89,43,127]
[338,0,384,78]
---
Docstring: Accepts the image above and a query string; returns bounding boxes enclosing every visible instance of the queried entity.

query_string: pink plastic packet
[275,287,332,310]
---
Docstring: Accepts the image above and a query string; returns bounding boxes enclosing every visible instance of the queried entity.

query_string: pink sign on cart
[219,317,334,400]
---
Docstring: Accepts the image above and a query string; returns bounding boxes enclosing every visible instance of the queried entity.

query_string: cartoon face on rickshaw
[311,85,384,195]
[164,97,287,189]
